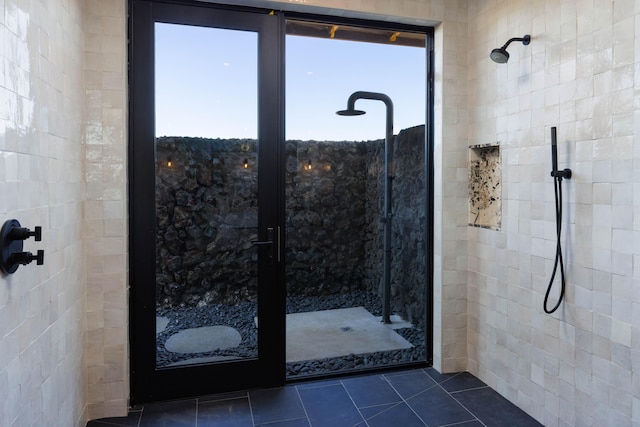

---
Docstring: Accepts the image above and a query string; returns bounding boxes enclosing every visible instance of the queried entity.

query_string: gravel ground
[156,290,426,377]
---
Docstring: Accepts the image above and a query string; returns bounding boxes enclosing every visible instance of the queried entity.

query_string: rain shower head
[336,109,366,116]
[490,35,531,63]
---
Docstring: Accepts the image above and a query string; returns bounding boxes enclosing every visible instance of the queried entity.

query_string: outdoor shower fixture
[545,127,571,314]
[490,35,531,63]
[337,91,394,324]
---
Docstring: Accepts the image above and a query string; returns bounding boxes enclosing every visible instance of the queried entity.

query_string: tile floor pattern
[87,368,542,427]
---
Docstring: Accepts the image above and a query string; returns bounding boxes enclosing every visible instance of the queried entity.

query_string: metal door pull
[251,240,273,245]
[251,227,276,262]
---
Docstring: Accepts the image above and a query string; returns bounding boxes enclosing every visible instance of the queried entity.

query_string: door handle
[251,227,276,262]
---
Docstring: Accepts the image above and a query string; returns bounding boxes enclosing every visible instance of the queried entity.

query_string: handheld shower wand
[551,127,558,175]
[550,127,571,180]
[545,127,571,313]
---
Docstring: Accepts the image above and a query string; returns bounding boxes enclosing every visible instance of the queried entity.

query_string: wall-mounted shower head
[489,48,510,64]
[490,35,531,63]
[336,109,366,116]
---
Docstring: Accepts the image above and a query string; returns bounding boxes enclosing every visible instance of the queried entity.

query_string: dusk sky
[155,22,426,141]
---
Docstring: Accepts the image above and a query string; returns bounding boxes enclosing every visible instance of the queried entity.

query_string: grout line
[439,420,487,427]
[357,400,403,410]
[338,379,371,427]
[198,394,249,404]
[194,398,198,427]
[386,371,441,402]
[357,401,405,424]
[294,384,313,427]
[431,371,462,387]
[382,373,428,426]
[449,385,490,394]
[247,393,256,427]
[256,416,312,426]
[437,380,486,427]
[293,380,341,391]
[383,370,488,427]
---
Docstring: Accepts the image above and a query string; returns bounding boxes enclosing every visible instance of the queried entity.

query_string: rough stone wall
[363,139,385,300]
[285,140,369,296]
[390,125,427,327]
[363,126,426,327]
[155,129,426,314]
[156,137,259,307]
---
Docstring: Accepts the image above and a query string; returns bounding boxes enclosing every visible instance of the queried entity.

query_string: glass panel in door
[284,21,428,378]
[154,23,260,368]
[131,1,282,403]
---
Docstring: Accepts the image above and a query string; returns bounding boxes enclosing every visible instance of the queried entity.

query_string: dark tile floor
[87,368,542,427]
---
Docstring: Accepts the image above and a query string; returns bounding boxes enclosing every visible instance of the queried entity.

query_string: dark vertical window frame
[128,0,156,405]
[424,26,435,366]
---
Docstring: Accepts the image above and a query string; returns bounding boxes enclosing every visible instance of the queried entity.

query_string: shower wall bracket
[0,219,45,275]
[551,168,572,180]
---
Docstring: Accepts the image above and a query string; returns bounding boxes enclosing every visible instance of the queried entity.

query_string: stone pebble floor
[155,290,426,377]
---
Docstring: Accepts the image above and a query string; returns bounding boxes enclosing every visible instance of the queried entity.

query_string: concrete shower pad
[286,307,413,363]
[164,325,242,354]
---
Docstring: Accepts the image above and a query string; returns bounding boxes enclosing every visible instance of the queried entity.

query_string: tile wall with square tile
[466,0,640,426]
[83,0,128,421]
[0,0,471,424]
[0,0,128,426]
[0,1,87,426]
[8,0,640,426]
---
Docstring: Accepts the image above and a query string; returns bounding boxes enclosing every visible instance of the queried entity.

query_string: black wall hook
[0,219,45,274]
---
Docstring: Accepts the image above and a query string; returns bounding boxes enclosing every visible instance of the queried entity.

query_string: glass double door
[130,0,431,405]
[130,1,284,403]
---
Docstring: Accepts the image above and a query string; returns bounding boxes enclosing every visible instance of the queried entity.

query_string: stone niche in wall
[468,143,501,230]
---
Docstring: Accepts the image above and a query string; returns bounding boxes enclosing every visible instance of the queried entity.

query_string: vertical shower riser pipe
[340,91,394,324]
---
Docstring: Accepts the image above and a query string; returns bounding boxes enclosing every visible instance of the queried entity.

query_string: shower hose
[544,173,566,314]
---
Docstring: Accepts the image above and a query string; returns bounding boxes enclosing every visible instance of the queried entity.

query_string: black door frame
[129,0,433,405]
[129,0,286,404]
[280,12,435,378]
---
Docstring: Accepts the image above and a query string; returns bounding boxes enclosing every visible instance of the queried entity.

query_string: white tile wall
[14,0,639,426]
[82,0,128,420]
[0,1,87,426]
[0,0,128,425]
[468,0,640,425]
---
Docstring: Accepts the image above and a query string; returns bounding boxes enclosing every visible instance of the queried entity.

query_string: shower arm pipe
[499,35,530,50]
[344,91,394,141]
[343,91,394,182]
[342,91,394,324]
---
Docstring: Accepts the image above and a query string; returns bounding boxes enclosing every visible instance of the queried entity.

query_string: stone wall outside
[364,125,427,327]
[155,126,426,326]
